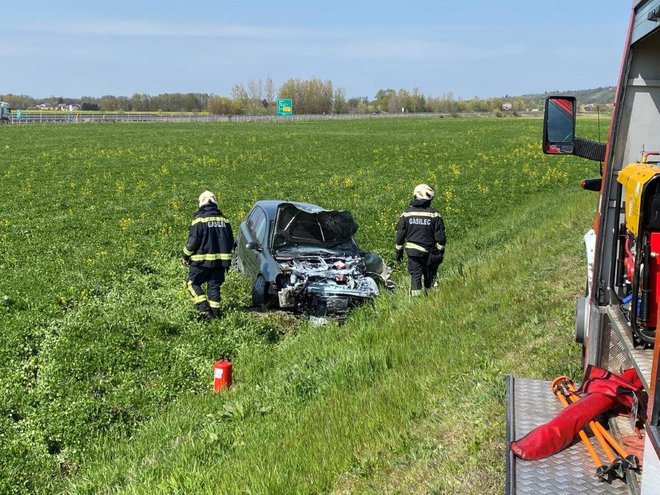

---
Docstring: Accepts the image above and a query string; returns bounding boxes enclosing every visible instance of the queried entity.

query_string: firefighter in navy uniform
[395,184,446,296]
[181,191,234,319]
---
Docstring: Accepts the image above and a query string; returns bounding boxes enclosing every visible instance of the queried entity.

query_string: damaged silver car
[234,200,392,320]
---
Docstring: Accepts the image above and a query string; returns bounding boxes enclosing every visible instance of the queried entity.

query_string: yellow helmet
[413,184,434,200]
[198,190,217,208]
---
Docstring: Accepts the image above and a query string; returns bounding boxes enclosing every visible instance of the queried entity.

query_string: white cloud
[14,20,321,40]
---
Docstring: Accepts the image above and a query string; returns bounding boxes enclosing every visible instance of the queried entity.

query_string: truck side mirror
[246,241,262,252]
[543,96,577,155]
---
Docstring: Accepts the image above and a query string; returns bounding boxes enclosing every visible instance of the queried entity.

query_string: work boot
[210,308,222,319]
[196,309,212,322]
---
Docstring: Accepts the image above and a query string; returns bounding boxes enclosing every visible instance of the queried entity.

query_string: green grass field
[0,117,600,494]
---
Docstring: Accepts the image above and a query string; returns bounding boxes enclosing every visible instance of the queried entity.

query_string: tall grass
[65,188,592,494]
[0,117,600,493]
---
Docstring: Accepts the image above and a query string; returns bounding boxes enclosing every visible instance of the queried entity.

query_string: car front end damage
[274,255,380,319]
[237,200,392,321]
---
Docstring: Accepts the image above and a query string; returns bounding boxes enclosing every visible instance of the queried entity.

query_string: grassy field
[0,117,600,493]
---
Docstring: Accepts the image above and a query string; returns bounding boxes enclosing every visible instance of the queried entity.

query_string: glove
[395,250,403,263]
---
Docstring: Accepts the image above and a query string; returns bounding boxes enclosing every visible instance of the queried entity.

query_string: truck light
[579,178,602,191]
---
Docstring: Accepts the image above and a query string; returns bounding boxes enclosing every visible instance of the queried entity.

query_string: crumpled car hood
[272,203,358,249]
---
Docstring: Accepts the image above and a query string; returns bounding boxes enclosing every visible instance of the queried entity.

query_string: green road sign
[277,99,293,116]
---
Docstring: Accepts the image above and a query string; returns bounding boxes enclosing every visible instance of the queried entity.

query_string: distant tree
[130,93,151,112]
[278,78,333,114]
[80,102,99,111]
[374,89,395,111]
[98,95,120,111]
[0,94,35,109]
[406,87,426,112]
[208,95,241,115]
[347,97,363,113]
[231,84,249,114]
[333,88,348,114]
[264,77,275,111]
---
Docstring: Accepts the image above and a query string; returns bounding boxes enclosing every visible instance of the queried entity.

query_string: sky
[1,0,632,100]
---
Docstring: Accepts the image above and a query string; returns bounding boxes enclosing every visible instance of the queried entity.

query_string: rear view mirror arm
[573,137,607,162]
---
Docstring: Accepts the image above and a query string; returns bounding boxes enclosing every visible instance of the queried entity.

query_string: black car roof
[252,200,326,220]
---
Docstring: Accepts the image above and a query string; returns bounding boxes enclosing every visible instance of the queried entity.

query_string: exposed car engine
[275,256,379,319]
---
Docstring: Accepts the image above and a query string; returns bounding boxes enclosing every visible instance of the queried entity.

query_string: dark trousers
[187,265,225,314]
[408,253,443,293]
[427,253,443,287]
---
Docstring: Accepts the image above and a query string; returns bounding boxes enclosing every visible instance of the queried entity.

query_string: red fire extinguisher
[213,359,232,393]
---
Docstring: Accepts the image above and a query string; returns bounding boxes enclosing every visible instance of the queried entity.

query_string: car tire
[252,275,268,309]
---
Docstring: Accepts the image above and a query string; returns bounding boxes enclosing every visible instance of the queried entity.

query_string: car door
[240,206,267,280]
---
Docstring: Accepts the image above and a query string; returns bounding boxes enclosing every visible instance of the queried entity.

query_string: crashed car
[234,200,391,319]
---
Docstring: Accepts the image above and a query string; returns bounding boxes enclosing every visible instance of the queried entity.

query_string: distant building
[501,103,513,111]
[55,104,80,112]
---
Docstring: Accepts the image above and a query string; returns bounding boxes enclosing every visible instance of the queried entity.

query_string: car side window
[248,207,267,243]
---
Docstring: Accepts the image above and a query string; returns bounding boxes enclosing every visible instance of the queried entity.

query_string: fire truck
[506,1,660,494]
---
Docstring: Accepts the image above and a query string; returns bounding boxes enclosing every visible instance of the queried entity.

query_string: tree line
[1,81,614,115]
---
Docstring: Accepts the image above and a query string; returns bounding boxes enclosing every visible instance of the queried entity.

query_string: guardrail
[3,111,546,125]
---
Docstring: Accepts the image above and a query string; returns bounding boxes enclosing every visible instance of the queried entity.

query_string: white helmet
[413,184,434,200]
[198,190,217,208]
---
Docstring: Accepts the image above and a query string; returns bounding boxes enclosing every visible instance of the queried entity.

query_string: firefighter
[395,184,446,296]
[181,191,234,319]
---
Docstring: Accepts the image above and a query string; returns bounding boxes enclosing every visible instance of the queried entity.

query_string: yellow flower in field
[116,181,125,194]
[160,166,169,176]
[343,177,354,188]
[120,218,132,230]
[171,198,181,210]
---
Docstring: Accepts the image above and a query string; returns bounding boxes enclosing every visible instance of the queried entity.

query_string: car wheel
[252,275,268,308]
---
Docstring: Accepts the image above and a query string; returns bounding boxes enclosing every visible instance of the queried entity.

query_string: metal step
[506,376,632,495]
[604,306,653,390]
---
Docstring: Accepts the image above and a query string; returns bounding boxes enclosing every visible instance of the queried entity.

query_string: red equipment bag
[510,367,645,461]
[577,366,645,414]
